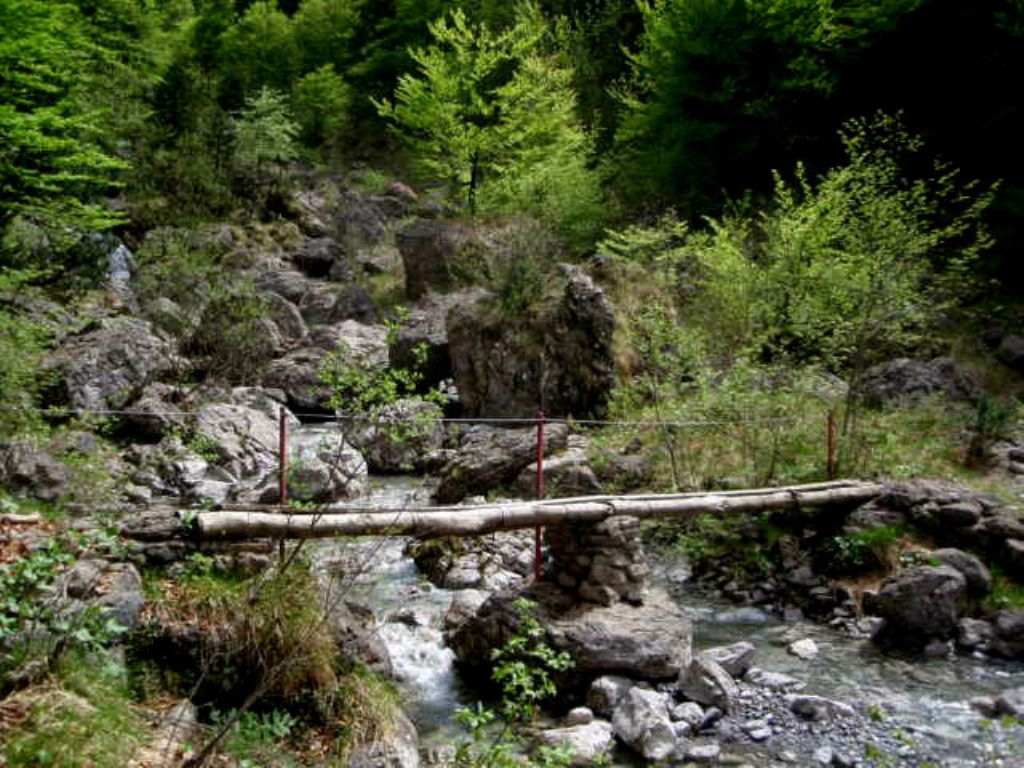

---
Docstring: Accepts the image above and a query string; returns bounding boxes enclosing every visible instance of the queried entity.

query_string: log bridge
[197,480,883,604]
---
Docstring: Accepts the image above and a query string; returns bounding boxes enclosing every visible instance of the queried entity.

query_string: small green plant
[966,394,1020,467]
[211,708,299,768]
[454,598,574,767]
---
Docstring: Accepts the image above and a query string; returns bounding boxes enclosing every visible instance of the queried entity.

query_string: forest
[4,1,1024,767]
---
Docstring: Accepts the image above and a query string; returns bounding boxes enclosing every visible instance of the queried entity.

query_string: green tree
[0,0,127,260]
[218,0,299,101]
[292,65,352,156]
[292,0,361,74]
[232,87,299,203]
[376,3,601,241]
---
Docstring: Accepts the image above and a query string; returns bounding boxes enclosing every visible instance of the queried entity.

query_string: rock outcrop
[43,317,180,411]
[446,270,615,419]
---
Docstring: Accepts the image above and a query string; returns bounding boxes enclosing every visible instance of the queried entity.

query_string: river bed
[313,475,1024,766]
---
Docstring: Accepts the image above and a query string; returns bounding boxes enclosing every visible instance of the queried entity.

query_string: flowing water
[310,472,1024,765]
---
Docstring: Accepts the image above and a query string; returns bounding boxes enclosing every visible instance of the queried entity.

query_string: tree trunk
[197,480,883,541]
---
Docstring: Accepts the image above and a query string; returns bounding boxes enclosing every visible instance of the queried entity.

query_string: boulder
[389,290,488,388]
[957,618,994,651]
[451,584,691,687]
[990,610,1024,660]
[995,687,1024,721]
[537,720,615,766]
[857,357,981,407]
[611,687,676,761]
[193,402,297,482]
[263,292,308,341]
[678,655,739,711]
[865,565,967,647]
[348,709,419,768]
[931,548,992,597]
[743,667,806,692]
[349,399,444,473]
[699,642,756,678]
[262,322,388,412]
[43,317,180,411]
[0,441,69,501]
[996,334,1024,373]
[586,675,634,718]
[293,236,343,278]
[787,638,820,660]
[298,283,379,326]
[446,270,615,419]
[119,382,189,439]
[785,694,856,721]
[585,675,630,720]
[397,219,479,299]
[515,436,604,498]
[434,424,569,504]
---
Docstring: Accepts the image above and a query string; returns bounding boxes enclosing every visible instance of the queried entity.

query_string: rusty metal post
[826,409,838,480]
[279,407,288,562]
[534,410,545,582]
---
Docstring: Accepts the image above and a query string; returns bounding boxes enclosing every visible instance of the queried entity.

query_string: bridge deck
[196,480,882,541]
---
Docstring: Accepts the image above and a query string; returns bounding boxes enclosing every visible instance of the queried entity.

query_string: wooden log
[197,480,883,541]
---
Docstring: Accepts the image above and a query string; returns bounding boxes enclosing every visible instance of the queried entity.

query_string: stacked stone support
[546,516,649,606]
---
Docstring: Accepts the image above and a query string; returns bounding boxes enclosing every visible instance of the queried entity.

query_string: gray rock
[63,559,104,599]
[743,667,806,692]
[397,218,478,299]
[932,548,992,596]
[934,501,983,528]
[865,565,967,646]
[564,707,594,727]
[684,743,721,762]
[452,584,691,686]
[515,438,604,498]
[97,563,146,631]
[42,317,180,411]
[587,675,634,718]
[990,610,1024,659]
[787,638,819,660]
[997,334,1024,373]
[298,283,379,325]
[679,655,739,711]
[611,687,676,761]
[857,357,981,407]
[348,708,419,768]
[263,291,308,340]
[443,590,489,632]
[434,425,569,504]
[447,270,615,419]
[193,401,296,482]
[699,642,757,678]
[814,746,834,765]
[785,694,856,721]
[537,719,614,766]
[120,382,189,439]
[670,701,704,731]
[349,399,444,473]
[957,618,994,650]
[995,686,1024,721]
[0,441,69,502]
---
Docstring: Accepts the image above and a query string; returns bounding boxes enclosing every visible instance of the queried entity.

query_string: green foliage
[183,278,272,384]
[292,65,352,156]
[605,116,993,372]
[823,525,907,574]
[0,651,144,768]
[0,533,129,679]
[0,271,51,437]
[211,708,299,768]
[293,0,361,75]
[376,3,603,243]
[454,598,574,767]
[498,257,545,316]
[232,86,300,197]
[218,0,299,99]
[966,394,1020,467]
[0,0,127,261]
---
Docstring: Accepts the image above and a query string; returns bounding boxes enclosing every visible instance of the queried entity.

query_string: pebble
[685,743,722,762]
[814,745,834,764]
